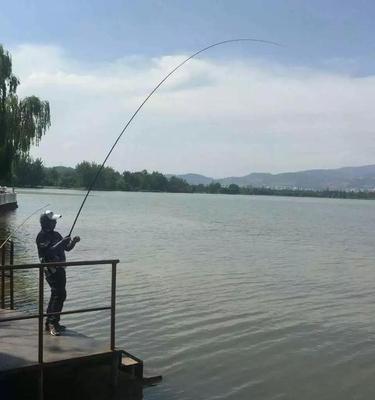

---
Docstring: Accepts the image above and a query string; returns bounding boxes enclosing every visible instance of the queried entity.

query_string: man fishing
[36,210,80,336]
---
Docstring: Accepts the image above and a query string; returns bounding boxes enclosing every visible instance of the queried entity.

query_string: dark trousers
[45,267,66,325]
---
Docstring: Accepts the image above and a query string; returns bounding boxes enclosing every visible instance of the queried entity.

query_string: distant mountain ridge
[172,165,375,190]
[172,173,214,185]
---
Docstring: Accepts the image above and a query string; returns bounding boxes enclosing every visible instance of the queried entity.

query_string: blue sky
[2,1,375,176]
[2,0,375,72]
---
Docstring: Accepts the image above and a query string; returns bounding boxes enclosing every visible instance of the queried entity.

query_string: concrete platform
[0,309,108,372]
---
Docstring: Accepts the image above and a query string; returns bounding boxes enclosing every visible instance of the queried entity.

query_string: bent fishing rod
[0,203,50,249]
[68,38,281,236]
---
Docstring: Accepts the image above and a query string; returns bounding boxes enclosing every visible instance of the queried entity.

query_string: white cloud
[10,44,375,177]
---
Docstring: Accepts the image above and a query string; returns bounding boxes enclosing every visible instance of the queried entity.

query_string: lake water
[1,189,375,400]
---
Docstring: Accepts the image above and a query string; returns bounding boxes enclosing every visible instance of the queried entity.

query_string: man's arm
[65,236,80,252]
[43,235,70,261]
[50,236,71,252]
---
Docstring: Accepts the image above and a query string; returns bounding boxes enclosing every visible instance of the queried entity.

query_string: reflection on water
[2,189,375,399]
[0,208,17,242]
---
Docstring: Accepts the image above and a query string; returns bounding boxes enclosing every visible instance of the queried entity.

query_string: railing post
[1,244,5,309]
[38,265,44,400]
[110,261,119,390]
[38,265,44,363]
[10,241,14,310]
[110,261,117,351]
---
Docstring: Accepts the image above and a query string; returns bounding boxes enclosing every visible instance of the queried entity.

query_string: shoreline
[14,186,375,201]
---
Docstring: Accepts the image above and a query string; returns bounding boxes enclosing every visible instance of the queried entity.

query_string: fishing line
[0,203,50,249]
[69,38,282,236]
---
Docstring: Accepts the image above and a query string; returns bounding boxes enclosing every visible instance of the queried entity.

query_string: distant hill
[166,173,214,185]
[172,165,375,190]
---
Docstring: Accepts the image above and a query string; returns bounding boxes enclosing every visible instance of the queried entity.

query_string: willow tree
[0,44,50,182]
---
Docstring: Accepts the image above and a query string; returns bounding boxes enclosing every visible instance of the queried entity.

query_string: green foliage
[13,157,45,187]
[226,184,240,194]
[207,182,222,194]
[97,166,121,190]
[0,44,50,182]
[146,171,169,191]
[75,161,121,190]
[167,176,191,193]
[75,161,98,189]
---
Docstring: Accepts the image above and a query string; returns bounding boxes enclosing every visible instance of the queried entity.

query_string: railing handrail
[1,259,120,270]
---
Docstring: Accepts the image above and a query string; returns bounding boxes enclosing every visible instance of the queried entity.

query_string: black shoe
[45,322,66,333]
[47,324,60,336]
[55,322,66,332]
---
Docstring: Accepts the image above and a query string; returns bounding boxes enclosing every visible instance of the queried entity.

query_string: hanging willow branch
[0,44,51,181]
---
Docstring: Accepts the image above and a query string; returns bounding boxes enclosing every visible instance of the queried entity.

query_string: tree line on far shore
[10,157,375,200]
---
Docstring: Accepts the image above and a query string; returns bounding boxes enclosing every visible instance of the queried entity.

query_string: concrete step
[119,352,143,379]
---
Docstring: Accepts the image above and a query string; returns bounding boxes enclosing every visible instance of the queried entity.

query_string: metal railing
[0,259,119,399]
[1,240,14,309]
[0,259,119,359]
